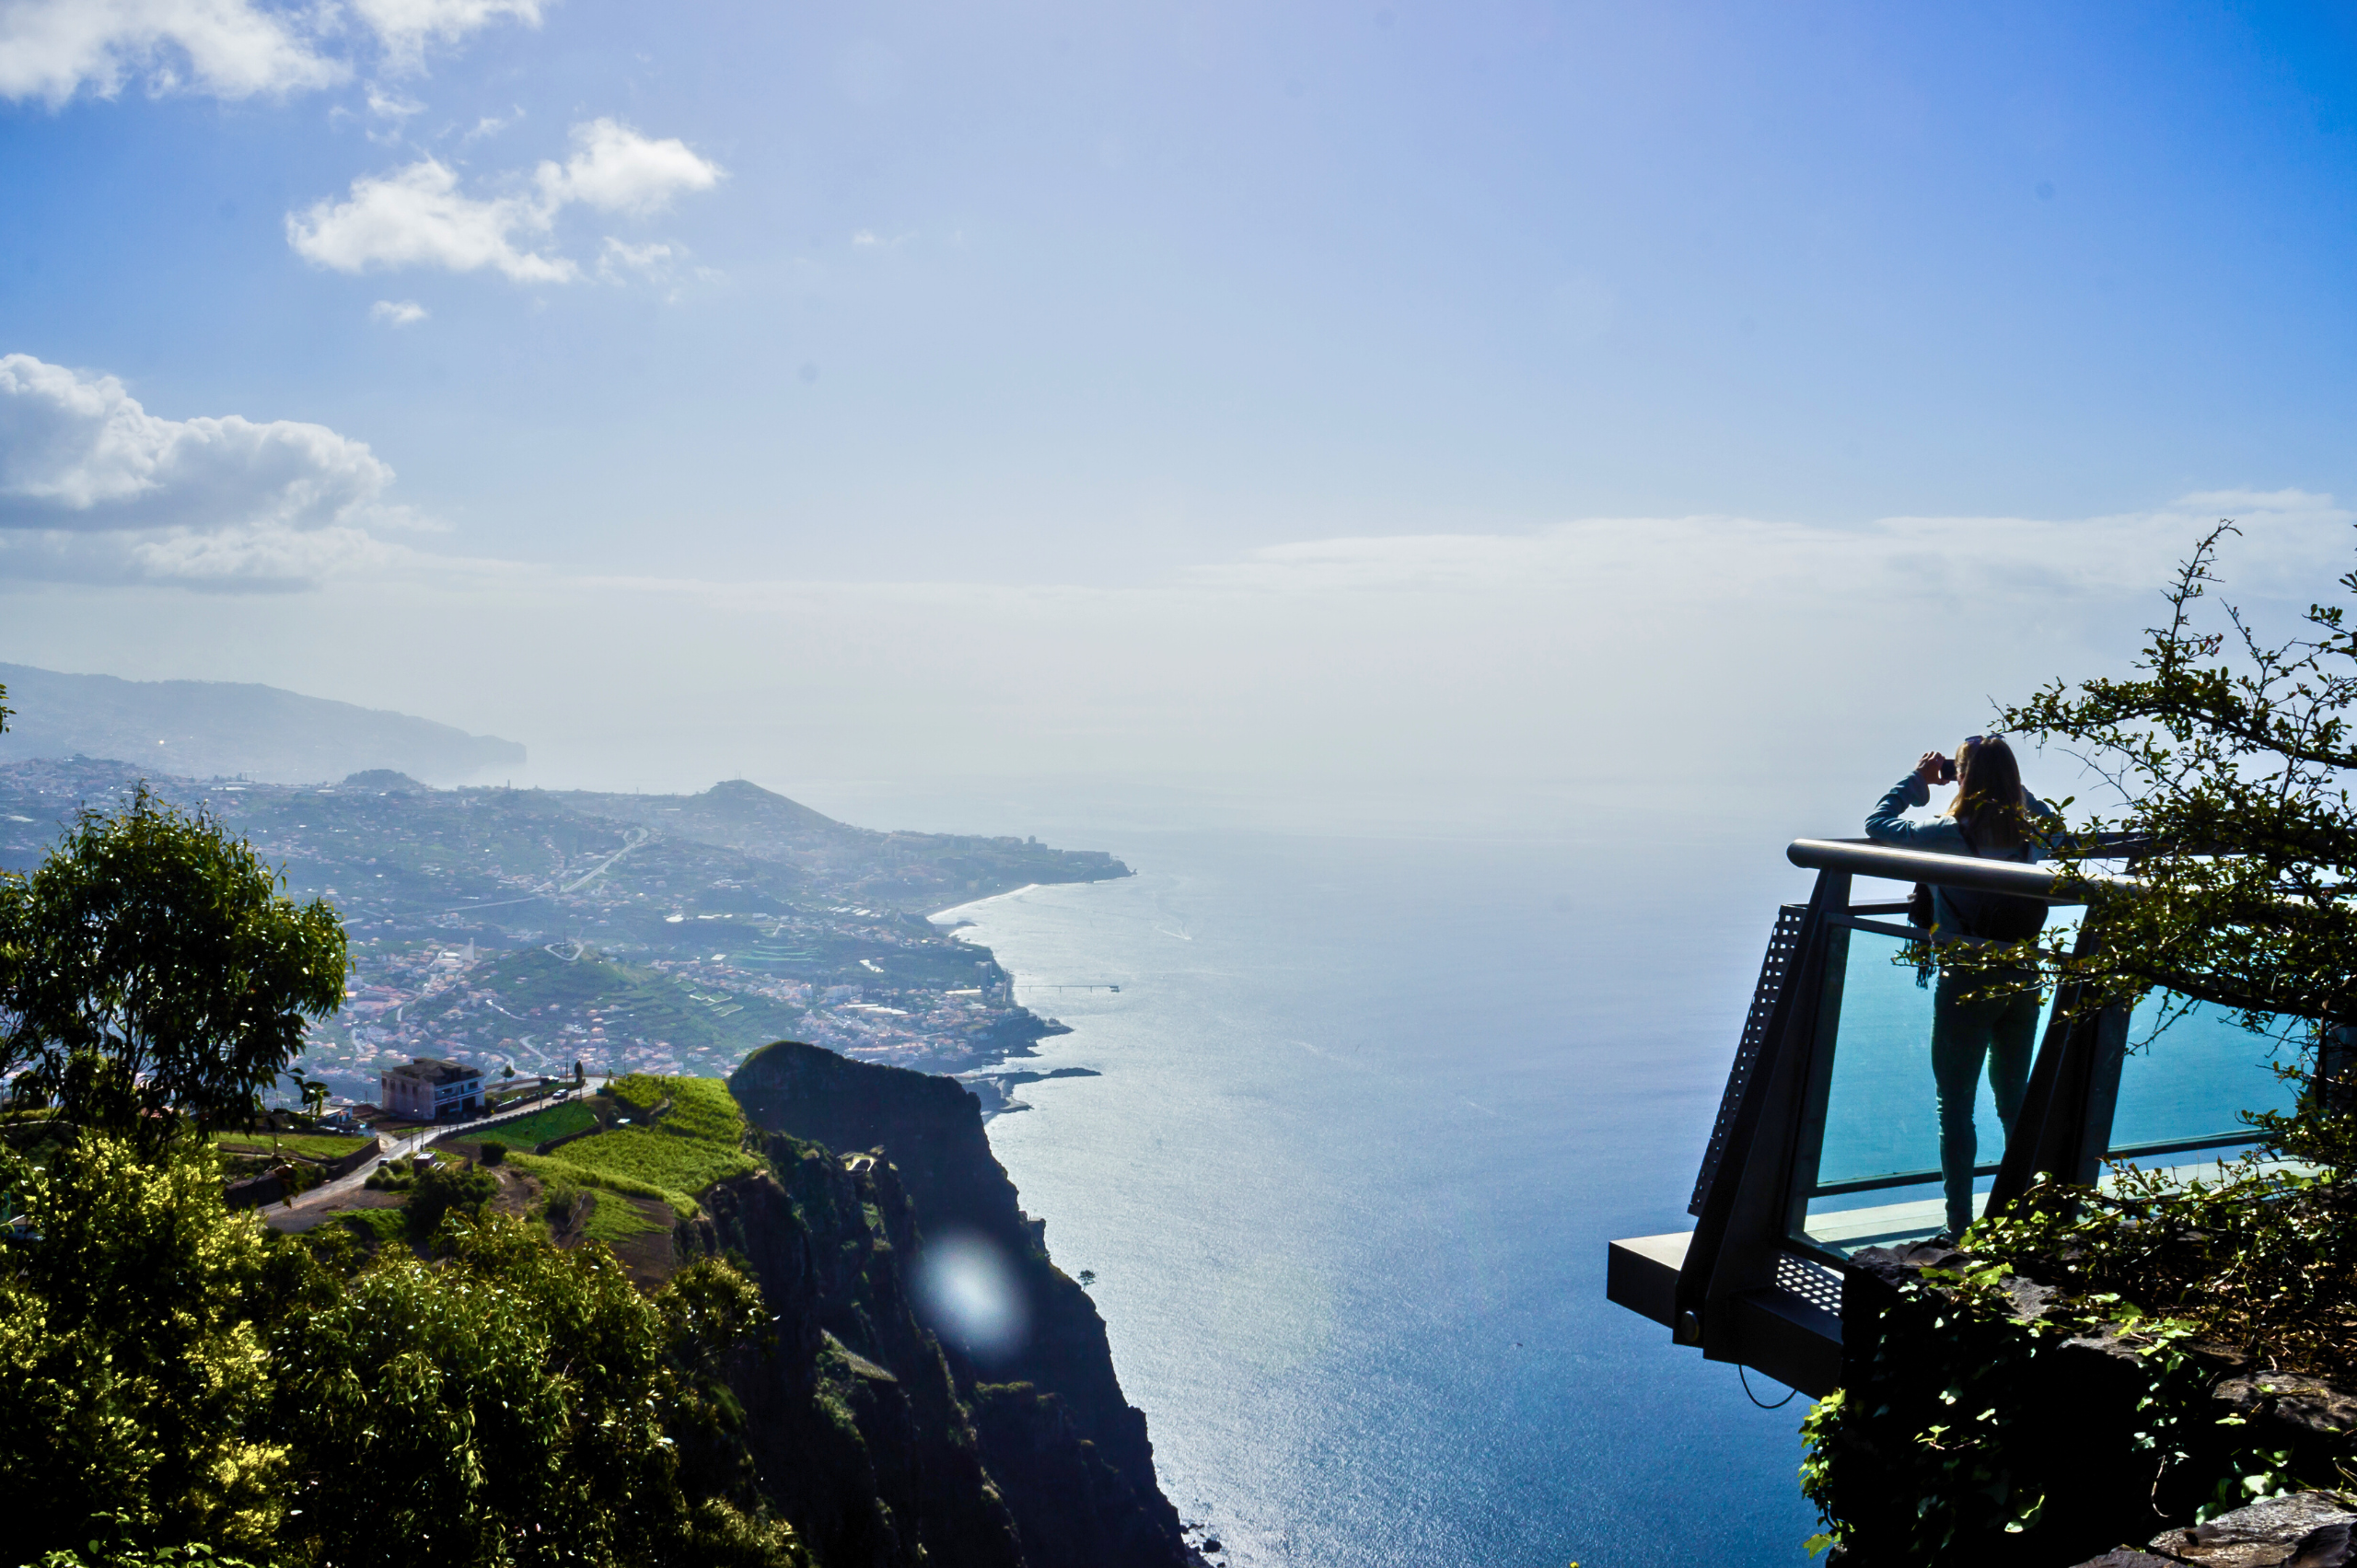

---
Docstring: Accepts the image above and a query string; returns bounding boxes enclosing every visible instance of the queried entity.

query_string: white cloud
[461,105,521,140]
[0,0,346,104]
[0,0,540,105]
[369,298,429,325]
[534,118,723,216]
[286,158,575,282]
[596,237,671,281]
[0,352,409,587]
[350,0,540,70]
[363,80,421,120]
[288,121,720,285]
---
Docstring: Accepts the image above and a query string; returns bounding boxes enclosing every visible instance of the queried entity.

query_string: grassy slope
[506,1075,756,1219]
[582,1191,665,1244]
[481,1102,598,1147]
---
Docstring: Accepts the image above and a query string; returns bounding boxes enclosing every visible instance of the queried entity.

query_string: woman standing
[1866,735,2057,1242]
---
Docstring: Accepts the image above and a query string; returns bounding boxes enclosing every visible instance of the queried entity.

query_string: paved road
[278,1090,591,1214]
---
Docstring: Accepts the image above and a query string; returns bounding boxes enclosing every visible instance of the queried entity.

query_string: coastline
[932,885,1083,1119]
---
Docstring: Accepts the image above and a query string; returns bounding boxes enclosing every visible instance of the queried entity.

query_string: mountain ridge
[0,663,526,785]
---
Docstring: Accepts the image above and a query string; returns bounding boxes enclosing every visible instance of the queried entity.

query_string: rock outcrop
[2068,1491,2357,1567]
[697,1040,1191,1568]
[1832,1242,2357,1568]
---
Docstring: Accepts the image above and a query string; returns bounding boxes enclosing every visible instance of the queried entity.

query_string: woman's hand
[1915,751,1946,786]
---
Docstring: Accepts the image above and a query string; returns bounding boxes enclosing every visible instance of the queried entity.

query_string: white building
[379,1058,483,1122]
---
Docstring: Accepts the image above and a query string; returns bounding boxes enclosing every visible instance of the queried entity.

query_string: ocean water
[936,825,1828,1567]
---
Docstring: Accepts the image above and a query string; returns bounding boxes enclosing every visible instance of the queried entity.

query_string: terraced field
[481,1101,598,1148]
[507,1075,756,1218]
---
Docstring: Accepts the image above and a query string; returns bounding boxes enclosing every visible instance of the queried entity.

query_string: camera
[1935,754,1956,784]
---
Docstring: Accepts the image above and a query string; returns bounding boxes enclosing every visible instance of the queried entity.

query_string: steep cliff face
[710,1041,1191,1568]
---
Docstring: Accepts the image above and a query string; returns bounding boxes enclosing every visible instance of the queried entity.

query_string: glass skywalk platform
[1606,838,2305,1398]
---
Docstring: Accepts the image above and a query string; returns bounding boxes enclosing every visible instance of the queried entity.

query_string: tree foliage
[0,1134,292,1557]
[274,1218,787,1567]
[0,787,346,1144]
[1984,521,2357,1038]
[0,1133,804,1568]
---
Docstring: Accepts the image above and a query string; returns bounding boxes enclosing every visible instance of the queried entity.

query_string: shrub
[406,1159,497,1244]
[480,1140,507,1166]
[272,1218,805,1566]
[540,1180,581,1225]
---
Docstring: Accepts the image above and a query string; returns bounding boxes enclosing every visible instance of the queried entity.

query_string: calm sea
[935,822,1826,1567]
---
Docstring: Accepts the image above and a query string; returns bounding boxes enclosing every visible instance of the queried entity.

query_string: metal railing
[1624,835,2298,1396]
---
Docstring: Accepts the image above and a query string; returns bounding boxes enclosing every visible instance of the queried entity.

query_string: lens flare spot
[915,1232,1028,1360]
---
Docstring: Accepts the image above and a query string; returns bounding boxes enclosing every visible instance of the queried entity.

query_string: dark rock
[726,1040,1190,1568]
[2069,1552,2182,1568]
[2147,1493,2357,1568]
[1853,1237,1971,1273]
[2286,1522,2355,1568]
[2212,1378,2357,1444]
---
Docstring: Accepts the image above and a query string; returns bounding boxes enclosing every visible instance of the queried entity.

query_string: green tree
[0,1132,803,1567]
[1986,521,2357,1046]
[273,1214,800,1567]
[0,786,346,1144]
[0,1133,294,1557]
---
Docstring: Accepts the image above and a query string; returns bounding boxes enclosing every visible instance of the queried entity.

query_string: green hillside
[508,1074,758,1216]
[401,947,805,1072]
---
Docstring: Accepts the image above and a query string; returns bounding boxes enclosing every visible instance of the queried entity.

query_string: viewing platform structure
[1607,839,2297,1397]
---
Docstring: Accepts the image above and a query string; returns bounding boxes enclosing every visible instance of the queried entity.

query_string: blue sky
[2,1,2354,813]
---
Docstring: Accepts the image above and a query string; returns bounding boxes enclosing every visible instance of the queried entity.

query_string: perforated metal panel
[1689,904,1808,1216]
[1772,1251,1844,1318]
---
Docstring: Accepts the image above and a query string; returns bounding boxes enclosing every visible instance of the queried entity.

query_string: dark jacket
[1865,773,2057,941]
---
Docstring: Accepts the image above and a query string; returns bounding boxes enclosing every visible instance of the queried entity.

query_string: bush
[540,1180,581,1225]
[273,1219,804,1566]
[406,1159,498,1243]
[480,1140,507,1166]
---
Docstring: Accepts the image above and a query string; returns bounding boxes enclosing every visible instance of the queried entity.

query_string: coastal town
[0,757,1126,1106]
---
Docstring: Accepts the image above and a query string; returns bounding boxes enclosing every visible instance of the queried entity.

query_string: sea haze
[937,824,1822,1567]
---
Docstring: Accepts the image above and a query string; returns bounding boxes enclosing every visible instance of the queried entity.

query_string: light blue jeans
[1932,968,2041,1237]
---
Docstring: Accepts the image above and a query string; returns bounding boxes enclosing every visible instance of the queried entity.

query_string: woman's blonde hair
[1943,734,2027,850]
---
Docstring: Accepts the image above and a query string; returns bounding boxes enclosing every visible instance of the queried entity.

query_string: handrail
[1787,838,2138,903]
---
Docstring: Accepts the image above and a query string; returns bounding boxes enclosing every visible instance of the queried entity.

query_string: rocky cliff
[695,1041,1192,1568]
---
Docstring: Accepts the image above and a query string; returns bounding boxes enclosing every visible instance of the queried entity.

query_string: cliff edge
[713,1040,1191,1568]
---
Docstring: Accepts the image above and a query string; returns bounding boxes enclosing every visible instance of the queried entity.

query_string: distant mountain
[0,664,526,785]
